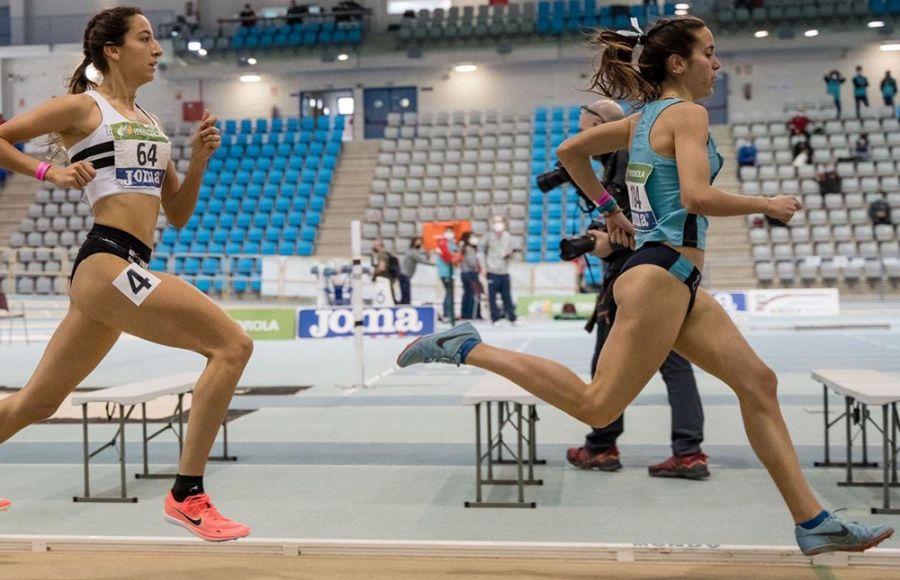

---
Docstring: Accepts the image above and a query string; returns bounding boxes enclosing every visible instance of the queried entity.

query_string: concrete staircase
[0,175,40,247]
[315,140,380,258]
[703,125,758,290]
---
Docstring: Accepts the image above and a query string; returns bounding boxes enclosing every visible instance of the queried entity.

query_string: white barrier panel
[747,288,840,317]
[261,257,319,298]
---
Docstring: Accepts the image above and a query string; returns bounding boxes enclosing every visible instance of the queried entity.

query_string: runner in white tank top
[0,7,253,542]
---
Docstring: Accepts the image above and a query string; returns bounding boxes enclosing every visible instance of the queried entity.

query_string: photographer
[563,99,709,479]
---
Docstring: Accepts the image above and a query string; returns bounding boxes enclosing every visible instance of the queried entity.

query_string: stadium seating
[735,105,900,288]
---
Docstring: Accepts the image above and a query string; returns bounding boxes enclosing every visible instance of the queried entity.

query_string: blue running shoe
[795,512,893,555]
[396,322,481,368]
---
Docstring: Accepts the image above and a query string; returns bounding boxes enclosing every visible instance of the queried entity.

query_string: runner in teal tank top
[395,15,892,555]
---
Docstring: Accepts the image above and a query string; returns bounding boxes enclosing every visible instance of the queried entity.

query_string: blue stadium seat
[226,241,241,255]
[277,241,295,256]
[195,228,212,244]
[248,227,263,243]
[288,211,303,227]
[261,241,277,255]
[275,197,291,212]
[243,241,260,254]
[282,227,297,242]
[300,226,316,241]
[246,184,262,199]
[162,229,177,245]
[233,279,248,294]
[229,228,246,243]
[252,213,268,228]
[236,212,252,228]
[236,258,254,275]
[184,258,201,275]
[297,241,313,256]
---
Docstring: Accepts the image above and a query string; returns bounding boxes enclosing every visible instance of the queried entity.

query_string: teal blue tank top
[625,98,723,250]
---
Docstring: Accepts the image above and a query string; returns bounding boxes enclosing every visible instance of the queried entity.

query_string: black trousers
[397,274,411,305]
[583,309,705,457]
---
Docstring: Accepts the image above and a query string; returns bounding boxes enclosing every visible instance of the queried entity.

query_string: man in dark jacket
[565,99,709,480]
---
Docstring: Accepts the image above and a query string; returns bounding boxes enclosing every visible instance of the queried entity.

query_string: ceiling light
[754,30,769,38]
[880,42,900,51]
[804,29,819,37]
[197,48,207,56]
[337,53,349,61]
[187,41,201,51]
[674,9,688,15]
[675,3,690,9]
[247,57,257,65]
[240,74,261,83]
[454,64,477,73]
[868,21,885,28]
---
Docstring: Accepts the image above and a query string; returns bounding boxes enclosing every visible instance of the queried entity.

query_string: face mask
[469,236,479,246]
[492,222,505,233]
[443,232,454,240]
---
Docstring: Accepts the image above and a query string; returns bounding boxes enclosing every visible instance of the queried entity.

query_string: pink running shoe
[163,491,250,542]
[0,498,10,511]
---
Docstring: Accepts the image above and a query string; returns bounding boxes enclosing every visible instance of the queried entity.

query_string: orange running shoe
[0,498,10,511]
[163,491,250,542]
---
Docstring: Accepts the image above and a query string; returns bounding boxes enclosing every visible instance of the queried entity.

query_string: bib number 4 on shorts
[113,263,161,306]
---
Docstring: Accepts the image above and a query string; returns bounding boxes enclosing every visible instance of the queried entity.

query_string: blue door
[363,86,417,139]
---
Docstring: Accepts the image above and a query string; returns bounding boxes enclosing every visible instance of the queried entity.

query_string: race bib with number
[625,162,658,233]
[110,121,171,189]
[112,263,161,306]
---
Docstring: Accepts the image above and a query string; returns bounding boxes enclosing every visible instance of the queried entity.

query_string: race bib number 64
[113,263,161,306]
[111,121,171,188]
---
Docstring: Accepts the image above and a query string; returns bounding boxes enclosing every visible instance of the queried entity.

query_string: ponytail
[68,54,96,95]
[589,30,659,106]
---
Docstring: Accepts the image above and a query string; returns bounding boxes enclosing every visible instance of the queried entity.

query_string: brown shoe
[648,451,710,480]
[565,446,622,471]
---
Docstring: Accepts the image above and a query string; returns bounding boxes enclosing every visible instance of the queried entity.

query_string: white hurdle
[350,220,366,389]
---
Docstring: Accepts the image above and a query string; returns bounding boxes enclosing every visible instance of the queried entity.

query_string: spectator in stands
[881,71,897,109]
[736,139,757,172]
[787,109,811,141]
[824,70,846,118]
[286,0,308,26]
[816,164,841,195]
[459,232,484,321]
[436,229,460,324]
[239,4,257,27]
[869,197,892,226]
[854,133,870,162]
[182,1,200,33]
[853,65,869,118]
[485,216,520,326]
[371,239,400,303]
[398,237,431,305]
[792,142,813,167]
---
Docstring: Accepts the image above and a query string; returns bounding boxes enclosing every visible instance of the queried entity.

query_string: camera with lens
[559,219,605,261]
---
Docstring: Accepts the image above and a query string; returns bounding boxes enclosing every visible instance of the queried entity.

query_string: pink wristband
[595,190,613,206]
[34,162,51,182]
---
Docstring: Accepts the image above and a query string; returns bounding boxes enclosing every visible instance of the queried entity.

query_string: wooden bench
[461,375,545,509]
[70,371,236,503]
[811,369,900,514]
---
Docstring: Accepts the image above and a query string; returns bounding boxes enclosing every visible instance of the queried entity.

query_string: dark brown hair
[47,7,142,160]
[588,16,708,106]
[68,6,143,94]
